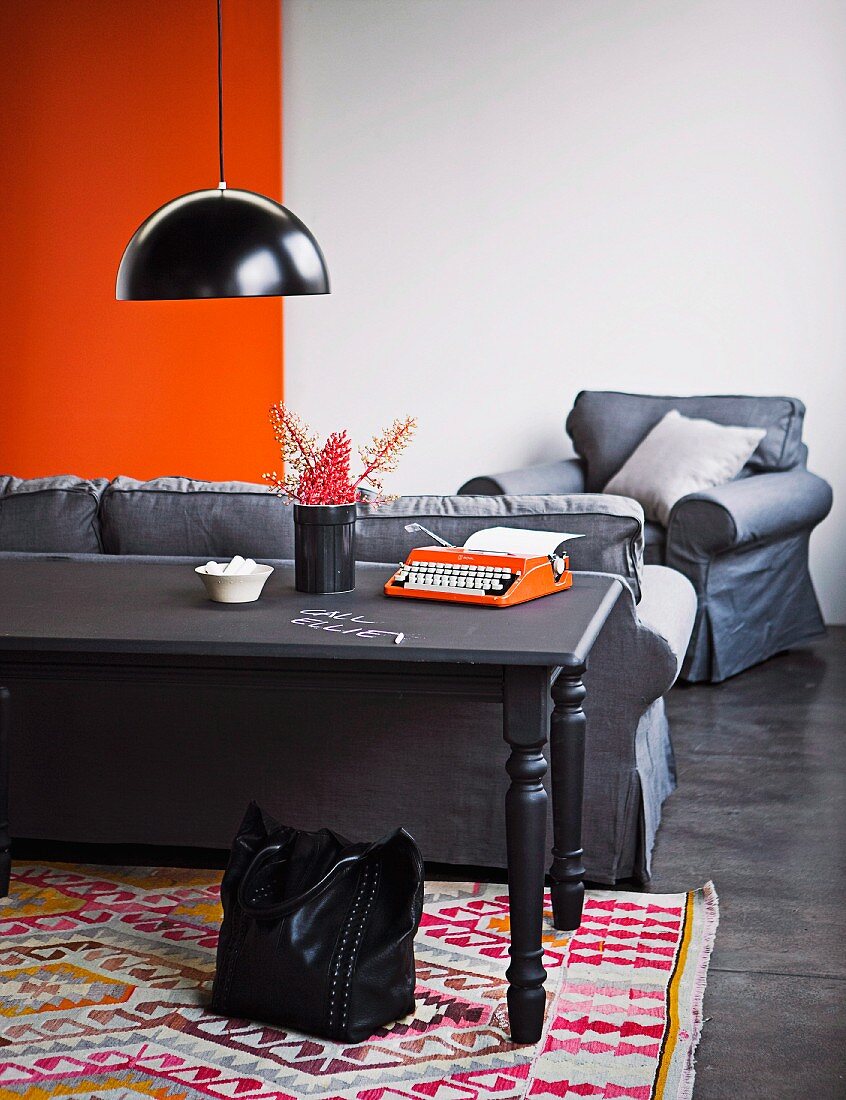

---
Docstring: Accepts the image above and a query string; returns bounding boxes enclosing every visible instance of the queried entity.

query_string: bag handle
[237,834,390,919]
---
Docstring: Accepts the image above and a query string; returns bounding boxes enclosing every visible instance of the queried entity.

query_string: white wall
[283,0,846,622]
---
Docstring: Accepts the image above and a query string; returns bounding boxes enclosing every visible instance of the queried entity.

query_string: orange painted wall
[0,0,283,481]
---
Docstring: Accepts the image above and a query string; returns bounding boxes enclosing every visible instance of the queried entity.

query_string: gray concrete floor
[649,627,846,1098]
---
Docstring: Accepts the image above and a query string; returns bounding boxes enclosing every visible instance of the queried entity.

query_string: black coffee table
[0,559,621,1043]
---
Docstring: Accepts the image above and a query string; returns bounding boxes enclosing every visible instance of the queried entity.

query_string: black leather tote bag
[211,802,425,1043]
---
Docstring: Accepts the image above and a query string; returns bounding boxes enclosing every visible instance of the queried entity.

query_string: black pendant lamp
[116,0,329,301]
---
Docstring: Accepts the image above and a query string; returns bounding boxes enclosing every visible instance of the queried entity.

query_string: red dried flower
[263,405,416,506]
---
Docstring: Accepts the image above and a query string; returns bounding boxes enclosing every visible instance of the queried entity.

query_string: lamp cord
[217,0,226,188]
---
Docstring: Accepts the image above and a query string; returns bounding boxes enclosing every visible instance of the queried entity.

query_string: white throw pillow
[603,410,766,526]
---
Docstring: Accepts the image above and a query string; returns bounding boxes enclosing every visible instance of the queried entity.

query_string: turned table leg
[0,687,10,898]
[549,661,587,932]
[503,666,550,1045]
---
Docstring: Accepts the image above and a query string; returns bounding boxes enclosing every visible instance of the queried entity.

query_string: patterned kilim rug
[0,864,718,1100]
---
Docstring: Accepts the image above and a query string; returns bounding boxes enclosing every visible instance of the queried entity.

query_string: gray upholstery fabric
[98,483,644,599]
[667,467,832,681]
[458,458,586,497]
[563,572,682,882]
[667,465,832,553]
[594,565,697,879]
[634,699,676,881]
[358,494,645,601]
[0,475,106,553]
[101,476,295,559]
[635,565,698,678]
[566,391,806,491]
[679,533,825,682]
[643,521,666,564]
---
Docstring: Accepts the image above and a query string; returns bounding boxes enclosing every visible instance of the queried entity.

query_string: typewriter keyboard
[391,560,519,596]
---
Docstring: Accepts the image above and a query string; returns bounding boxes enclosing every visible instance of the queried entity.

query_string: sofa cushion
[358,493,645,600]
[566,391,806,491]
[0,475,106,552]
[100,477,295,558]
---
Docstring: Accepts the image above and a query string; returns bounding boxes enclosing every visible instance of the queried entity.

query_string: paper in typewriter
[462,527,585,557]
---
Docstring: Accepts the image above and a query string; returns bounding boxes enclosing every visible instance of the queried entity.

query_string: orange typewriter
[384,525,582,608]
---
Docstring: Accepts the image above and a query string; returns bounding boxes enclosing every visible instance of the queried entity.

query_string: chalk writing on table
[292,609,405,645]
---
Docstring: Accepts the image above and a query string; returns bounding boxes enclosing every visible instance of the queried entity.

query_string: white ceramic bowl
[196,563,274,603]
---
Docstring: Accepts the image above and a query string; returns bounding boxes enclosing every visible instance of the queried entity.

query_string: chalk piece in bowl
[196,563,274,603]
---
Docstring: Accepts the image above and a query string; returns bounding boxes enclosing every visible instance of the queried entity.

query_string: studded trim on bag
[327,861,380,1038]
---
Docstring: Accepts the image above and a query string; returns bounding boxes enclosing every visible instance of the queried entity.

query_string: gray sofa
[0,474,696,883]
[458,392,833,683]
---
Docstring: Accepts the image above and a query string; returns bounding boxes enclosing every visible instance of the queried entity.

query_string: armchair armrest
[667,467,833,559]
[458,458,586,496]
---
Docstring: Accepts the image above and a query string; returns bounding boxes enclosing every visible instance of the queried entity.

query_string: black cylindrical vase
[293,503,356,594]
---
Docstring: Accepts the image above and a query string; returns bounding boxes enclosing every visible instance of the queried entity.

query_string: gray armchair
[459,391,833,683]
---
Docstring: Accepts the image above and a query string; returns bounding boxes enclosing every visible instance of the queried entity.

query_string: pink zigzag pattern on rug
[0,865,717,1100]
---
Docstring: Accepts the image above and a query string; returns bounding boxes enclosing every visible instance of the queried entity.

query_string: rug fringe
[679,880,720,1100]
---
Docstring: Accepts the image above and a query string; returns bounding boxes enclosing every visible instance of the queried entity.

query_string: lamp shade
[116,188,330,300]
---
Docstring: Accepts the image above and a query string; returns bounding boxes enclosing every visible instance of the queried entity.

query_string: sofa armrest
[636,565,697,680]
[667,467,833,558]
[560,572,680,709]
[458,458,586,496]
